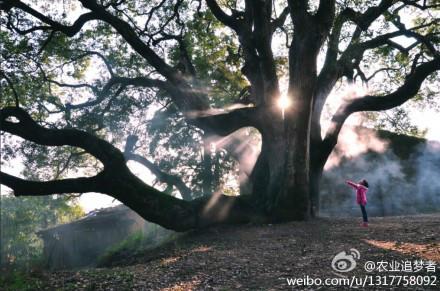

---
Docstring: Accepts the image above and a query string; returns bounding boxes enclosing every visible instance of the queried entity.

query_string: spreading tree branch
[123,135,193,201]
[77,0,209,113]
[189,106,261,137]
[319,57,440,167]
[42,72,175,112]
[314,0,437,135]
[205,0,241,32]
[2,0,96,37]
[270,7,289,33]
[401,0,440,10]
[152,33,198,79]
[0,107,126,168]
[0,171,103,196]
[0,107,262,231]
[315,0,398,106]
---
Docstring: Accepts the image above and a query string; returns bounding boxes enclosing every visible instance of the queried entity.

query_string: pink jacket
[346,181,368,205]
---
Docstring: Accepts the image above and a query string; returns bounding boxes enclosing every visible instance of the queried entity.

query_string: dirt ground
[23,214,440,290]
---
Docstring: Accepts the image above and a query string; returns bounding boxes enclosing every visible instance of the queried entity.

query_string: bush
[0,270,46,291]
[96,225,178,267]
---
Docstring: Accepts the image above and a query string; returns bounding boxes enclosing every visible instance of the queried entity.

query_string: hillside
[5,214,439,291]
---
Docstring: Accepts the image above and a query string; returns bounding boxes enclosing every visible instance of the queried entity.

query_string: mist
[320,126,440,217]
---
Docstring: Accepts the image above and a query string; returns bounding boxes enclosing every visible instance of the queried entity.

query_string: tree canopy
[1,0,439,230]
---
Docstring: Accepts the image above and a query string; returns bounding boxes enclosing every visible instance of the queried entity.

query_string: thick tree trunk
[262,113,287,217]
[247,122,325,221]
[213,149,220,192]
[275,31,320,221]
[244,25,323,222]
[202,138,213,196]
[309,134,325,218]
[309,166,323,218]
[282,92,315,221]
[250,108,312,222]
[248,140,270,203]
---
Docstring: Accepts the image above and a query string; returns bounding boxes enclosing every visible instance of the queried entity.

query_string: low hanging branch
[2,0,96,37]
[189,106,261,137]
[0,106,263,230]
[0,172,103,197]
[58,76,175,111]
[318,57,440,167]
[123,135,193,201]
[315,0,415,123]
[0,107,126,169]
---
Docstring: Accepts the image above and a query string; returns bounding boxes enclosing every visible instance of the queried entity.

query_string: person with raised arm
[346,179,369,227]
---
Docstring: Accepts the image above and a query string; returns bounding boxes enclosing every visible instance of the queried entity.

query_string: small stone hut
[37,205,148,269]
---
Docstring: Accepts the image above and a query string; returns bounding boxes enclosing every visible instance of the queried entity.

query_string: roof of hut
[37,204,134,238]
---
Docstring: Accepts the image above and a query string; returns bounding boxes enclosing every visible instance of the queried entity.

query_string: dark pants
[360,204,368,223]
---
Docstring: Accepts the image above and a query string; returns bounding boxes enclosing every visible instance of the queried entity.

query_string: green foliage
[96,225,178,267]
[101,231,143,259]
[367,107,428,138]
[0,271,46,291]
[0,195,84,271]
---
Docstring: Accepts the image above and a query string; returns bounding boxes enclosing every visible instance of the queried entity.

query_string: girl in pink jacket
[346,179,369,227]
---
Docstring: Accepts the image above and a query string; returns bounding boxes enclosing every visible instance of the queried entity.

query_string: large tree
[1,0,439,231]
